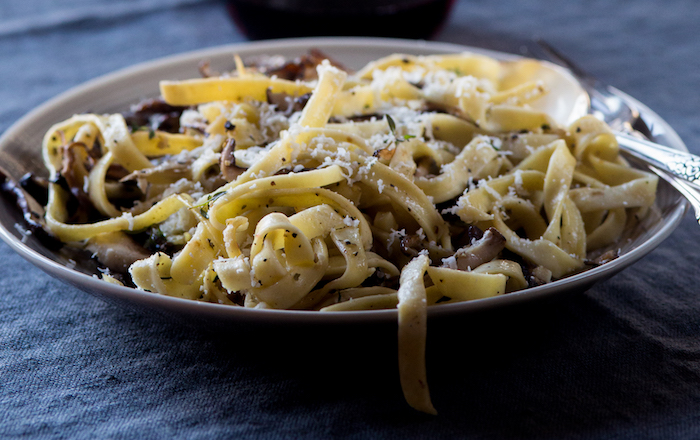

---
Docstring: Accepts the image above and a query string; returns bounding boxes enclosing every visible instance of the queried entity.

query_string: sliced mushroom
[266,89,311,115]
[252,49,351,81]
[220,138,245,182]
[373,147,396,162]
[55,142,101,223]
[85,231,152,274]
[443,222,486,253]
[120,160,191,195]
[19,173,49,206]
[122,98,187,134]
[0,169,62,250]
[445,227,506,271]
[60,142,92,190]
[400,234,425,257]
[308,48,351,74]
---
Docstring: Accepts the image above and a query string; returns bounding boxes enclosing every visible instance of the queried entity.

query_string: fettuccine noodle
[37,52,657,414]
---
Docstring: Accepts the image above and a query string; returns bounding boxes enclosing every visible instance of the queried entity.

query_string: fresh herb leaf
[193,191,226,209]
[385,115,417,144]
[192,191,226,219]
[385,114,397,134]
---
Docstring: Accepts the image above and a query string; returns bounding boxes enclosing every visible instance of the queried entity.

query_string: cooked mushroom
[60,142,92,190]
[19,173,49,206]
[265,89,311,115]
[56,142,100,223]
[446,227,506,271]
[451,224,485,250]
[220,138,244,182]
[253,49,351,81]
[122,98,187,134]
[85,231,152,274]
[371,146,394,163]
[120,160,191,195]
[0,170,62,250]
[399,233,425,257]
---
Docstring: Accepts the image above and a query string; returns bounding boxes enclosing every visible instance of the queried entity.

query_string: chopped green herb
[385,115,416,144]
[385,114,397,134]
[192,191,227,214]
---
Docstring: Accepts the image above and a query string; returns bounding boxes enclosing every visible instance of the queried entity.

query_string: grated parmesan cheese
[343,216,360,228]
[387,228,406,248]
[376,179,385,194]
[441,255,458,270]
[121,212,135,231]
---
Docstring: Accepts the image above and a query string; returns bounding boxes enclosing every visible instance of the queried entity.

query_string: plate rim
[0,36,689,325]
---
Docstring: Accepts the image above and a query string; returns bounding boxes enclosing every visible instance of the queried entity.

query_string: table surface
[2,0,700,438]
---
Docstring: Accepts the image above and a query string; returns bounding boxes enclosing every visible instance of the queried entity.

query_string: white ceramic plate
[0,37,688,327]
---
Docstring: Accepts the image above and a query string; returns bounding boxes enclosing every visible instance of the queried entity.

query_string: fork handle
[648,166,700,223]
[616,132,700,188]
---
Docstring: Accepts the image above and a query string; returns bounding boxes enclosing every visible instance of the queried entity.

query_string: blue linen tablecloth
[2,0,700,438]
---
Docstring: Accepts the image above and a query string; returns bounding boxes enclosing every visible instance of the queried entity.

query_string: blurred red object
[226,0,455,40]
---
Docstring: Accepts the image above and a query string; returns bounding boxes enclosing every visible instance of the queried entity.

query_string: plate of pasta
[0,38,688,413]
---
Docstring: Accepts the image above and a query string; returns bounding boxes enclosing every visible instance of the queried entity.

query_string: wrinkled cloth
[2,0,700,438]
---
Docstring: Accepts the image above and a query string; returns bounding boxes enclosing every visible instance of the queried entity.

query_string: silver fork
[529,40,700,222]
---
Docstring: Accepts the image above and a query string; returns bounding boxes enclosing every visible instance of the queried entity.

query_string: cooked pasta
[37,51,658,413]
